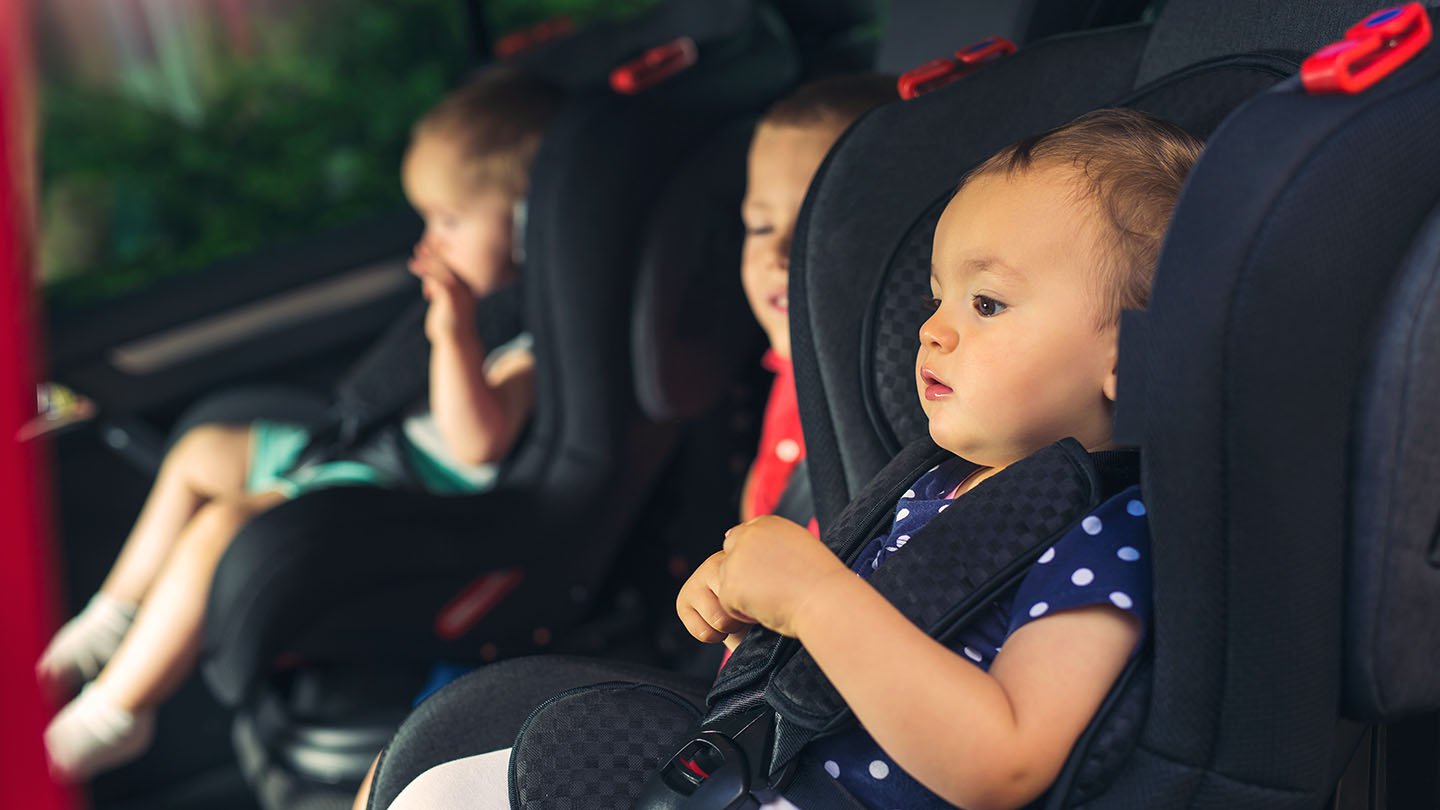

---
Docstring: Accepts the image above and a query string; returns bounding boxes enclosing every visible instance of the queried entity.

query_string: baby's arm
[413,250,534,466]
[718,517,1140,810]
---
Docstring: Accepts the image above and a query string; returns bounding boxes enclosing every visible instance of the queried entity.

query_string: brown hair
[964,108,1204,326]
[759,74,898,133]
[412,66,565,201]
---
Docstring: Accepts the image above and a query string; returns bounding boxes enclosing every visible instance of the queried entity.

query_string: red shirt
[745,350,814,532]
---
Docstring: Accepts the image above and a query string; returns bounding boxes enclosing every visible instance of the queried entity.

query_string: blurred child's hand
[677,551,754,644]
[410,242,477,342]
[715,516,851,639]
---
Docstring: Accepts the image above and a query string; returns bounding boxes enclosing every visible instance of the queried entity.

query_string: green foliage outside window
[39,0,663,308]
[40,0,469,307]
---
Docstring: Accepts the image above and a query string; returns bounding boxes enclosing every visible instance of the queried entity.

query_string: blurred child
[39,67,563,782]
[735,76,897,524]
[349,72,897,810]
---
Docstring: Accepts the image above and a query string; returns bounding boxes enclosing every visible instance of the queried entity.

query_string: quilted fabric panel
[512,683,702,809]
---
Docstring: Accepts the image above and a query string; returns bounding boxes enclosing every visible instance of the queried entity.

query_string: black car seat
[361,3,1440,809]
[789,1,1440,807]
[174,3,800,807]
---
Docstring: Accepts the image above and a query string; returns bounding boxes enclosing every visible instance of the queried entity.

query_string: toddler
[38,67,563,782]
[736,75,896,525]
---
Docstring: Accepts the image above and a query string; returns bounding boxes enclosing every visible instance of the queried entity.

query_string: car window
[38,0,472,308]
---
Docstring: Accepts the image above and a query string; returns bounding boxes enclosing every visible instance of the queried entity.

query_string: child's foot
[36,593,137,692]
[44,683,155,782]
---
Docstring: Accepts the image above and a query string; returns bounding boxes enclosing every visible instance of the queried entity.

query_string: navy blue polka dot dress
[803,457,1153,809]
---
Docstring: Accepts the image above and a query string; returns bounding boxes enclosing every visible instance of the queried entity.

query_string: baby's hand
[409,243,476,342]
[715,516,851,639]
[677,551,753,644]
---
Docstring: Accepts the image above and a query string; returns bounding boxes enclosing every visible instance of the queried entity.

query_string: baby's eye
[971,294,1007,317]
[923,296,941,311]
[745,224,774,237]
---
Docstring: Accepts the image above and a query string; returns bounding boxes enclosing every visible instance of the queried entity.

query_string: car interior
[5,1,1439,809]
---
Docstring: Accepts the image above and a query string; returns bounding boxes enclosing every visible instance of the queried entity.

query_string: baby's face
[918,165,1119,468]
[741,123,843,360]
[403,133,516,296]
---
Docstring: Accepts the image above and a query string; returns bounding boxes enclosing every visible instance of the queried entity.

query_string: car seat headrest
[632,119,765,421]
[1345,200,1440,722]
[507,0,756,91]
[1137,0,1434,85]
[768,0,879,39]
[876,0,1149,73]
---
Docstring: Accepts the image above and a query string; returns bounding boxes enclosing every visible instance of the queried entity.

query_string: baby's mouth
[768,292,789,314]
[921,367,954,400]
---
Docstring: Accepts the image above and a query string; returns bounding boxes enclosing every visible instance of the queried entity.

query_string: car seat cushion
[1347,198,1440,720]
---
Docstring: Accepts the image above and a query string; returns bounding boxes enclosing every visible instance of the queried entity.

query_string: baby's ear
[1102,340,1119,403]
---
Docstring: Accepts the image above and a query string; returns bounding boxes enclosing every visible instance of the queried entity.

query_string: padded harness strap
[706,438,1115,781]
[293,282,526,467]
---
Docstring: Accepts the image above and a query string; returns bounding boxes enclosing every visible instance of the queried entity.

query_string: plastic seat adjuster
[897,36,1017,100]
[610,37,700,95]
[496,16,576,59]
[1301,3,1432,94]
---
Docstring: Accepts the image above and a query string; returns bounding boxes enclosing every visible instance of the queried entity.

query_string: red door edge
[1,0,82,804]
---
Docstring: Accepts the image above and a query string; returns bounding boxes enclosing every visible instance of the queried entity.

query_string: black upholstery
[1347,201,1440,721]
[632,119,763,424]
[369,656,708,810]
[1106,19,1440,803]
[874,0,1152,74]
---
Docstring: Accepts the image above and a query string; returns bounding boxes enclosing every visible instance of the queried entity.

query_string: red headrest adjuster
[1301,3,1432,94]
[897,36,1017,100]
[610,37,700,95]
[496,16,576,59]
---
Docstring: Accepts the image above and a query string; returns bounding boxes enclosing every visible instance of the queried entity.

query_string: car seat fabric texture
[369,656,709,810]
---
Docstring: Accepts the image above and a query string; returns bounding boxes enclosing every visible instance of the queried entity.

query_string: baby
[686,107,1203,809]
[39,67,562,782]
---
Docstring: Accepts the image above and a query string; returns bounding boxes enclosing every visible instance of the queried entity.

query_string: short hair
[412,66,565,201]
[759,74,898,133]
[963,108,1204,327]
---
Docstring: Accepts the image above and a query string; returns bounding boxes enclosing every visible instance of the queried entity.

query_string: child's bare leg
[44,490,286,781]
[354,753,381,810]
[102,423,255,603]
[38,423,254,688]
[97,489,286,711]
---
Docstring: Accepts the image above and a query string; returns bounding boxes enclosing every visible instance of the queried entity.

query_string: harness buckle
[637,708,797,809]
[1301,3,1432,95]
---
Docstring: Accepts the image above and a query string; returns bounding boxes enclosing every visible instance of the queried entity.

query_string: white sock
[44,683,155,782]
[37,593,138,689]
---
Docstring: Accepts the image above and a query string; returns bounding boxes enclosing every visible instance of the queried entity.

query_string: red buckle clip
[1301,3,1432,94]
[897,36,1017,100]
[610,37,700,95]
[496,16,576,59]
